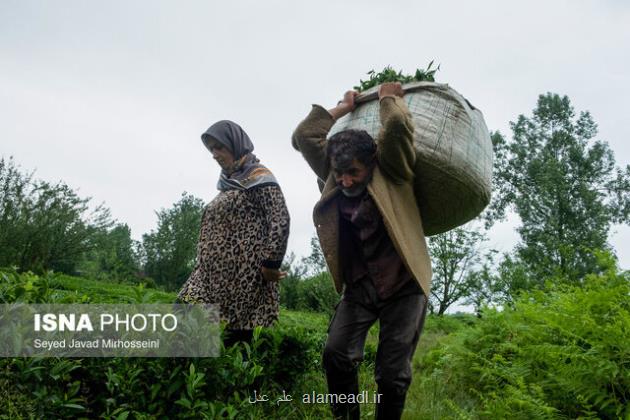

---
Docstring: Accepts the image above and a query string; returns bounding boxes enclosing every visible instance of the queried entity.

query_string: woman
[178,120,290,345]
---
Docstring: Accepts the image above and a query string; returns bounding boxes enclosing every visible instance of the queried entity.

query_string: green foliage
[278,270,303,314]
[489,93,630,285]
[3,265,629,419]
[353,61,440,92]
[300,236,327,277]
[463,258,509,315]
[424,312,477,335]
[428,226,496,315]
[280,235,338,315]
[0,157,112,274]
[252,326,325,390]
[0,376,36,419]
[78,223,141,283]
[280,271,339,315]
[0,269,329,419]
[0,268,174,304]
[0,267,53,303]
[141,192,205,291]
[0,329,326,419]
[421,251,630,419]
[1,357,88,418]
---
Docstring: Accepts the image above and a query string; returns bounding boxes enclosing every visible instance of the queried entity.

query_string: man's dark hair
[327,129,377,169]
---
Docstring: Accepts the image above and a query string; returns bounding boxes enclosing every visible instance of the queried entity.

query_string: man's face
[332,158,374,197]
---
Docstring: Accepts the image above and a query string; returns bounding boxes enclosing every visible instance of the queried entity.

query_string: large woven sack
[328,81,492,236]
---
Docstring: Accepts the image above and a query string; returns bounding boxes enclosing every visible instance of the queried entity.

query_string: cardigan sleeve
[376,96,416,184]
[250,184,290,269]
[291,105,336,182]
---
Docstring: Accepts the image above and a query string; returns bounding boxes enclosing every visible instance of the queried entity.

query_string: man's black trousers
[323,276,428,419]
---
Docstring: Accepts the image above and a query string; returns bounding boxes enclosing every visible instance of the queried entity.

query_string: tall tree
[0,157,32,268]
[427,226,492,315]
[142,192,205,290]
[79,223,140,281]
[490,93,630,284]
[0,157,111,273]
[300,235,327,277]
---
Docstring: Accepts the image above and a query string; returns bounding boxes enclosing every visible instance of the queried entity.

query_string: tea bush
[0,326,327,419]
[0,269,328,418]
[420,253,630,419]
[280,271,339,315]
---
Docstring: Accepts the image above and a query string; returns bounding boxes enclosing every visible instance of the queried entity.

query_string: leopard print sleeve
[250,184,290,269]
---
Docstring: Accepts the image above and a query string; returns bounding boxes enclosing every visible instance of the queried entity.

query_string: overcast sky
[2,0,629,270]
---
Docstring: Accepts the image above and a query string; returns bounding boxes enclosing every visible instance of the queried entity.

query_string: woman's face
[206,138,235,170]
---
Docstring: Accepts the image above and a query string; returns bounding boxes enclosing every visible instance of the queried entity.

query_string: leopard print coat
[177,184,290,329]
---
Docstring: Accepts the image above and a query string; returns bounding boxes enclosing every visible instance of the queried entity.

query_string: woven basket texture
[328,82,493,235]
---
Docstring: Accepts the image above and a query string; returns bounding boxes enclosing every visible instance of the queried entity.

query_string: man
[292,82,432,419]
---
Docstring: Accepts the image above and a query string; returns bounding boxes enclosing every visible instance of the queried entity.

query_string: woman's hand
[261,267,287,282]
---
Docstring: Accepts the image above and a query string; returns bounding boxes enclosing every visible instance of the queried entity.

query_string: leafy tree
[0,157,32,267]
[142,192,205,290]
[490,93,630,285]
[300,235,327,277]
[280,235,338,313]
[0,157,111,273]
[279,252,305,310]
[427,226,494,315]
[78,223,140,281]
[461,253,505,316]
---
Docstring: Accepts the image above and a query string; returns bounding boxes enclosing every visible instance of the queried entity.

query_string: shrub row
[0,269,327,419]
[420,254,630,419]
[280,272,339,315]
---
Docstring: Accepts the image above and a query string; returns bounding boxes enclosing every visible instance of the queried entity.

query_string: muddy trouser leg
[375,293,428,420]
[323,299,378,420]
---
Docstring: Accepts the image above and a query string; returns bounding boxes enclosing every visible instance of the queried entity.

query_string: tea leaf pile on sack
[331,64,493,235]
[353,61,440,92]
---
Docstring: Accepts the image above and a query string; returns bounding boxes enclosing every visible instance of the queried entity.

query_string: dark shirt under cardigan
[338,189,413,300]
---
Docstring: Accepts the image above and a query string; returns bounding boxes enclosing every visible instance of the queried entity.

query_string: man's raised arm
[292,91,358,181]
[376,82,416,184]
